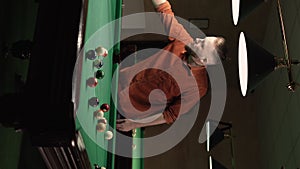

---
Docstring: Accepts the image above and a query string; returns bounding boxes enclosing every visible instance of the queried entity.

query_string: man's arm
[116,88,200,132]
[152,0,166,7]
[152,0,193,44]
[116,114,166,132]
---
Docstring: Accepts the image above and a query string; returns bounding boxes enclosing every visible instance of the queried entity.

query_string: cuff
[152,0,167,7]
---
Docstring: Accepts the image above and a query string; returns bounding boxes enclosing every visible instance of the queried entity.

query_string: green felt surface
[74,0,144,168]
[74,0,122,168]
[132,128,144,168]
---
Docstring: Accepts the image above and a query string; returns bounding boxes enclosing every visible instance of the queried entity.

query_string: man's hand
[116,119,138,132]
[152,0,166,7]
[116,114,166,131]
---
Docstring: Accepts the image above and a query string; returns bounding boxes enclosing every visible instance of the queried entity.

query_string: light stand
[276,0,300,92]
[237,0,300,96]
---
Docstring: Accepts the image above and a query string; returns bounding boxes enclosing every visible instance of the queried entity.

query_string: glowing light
[206,121,210,152]
[238,32,248,96]
[232,0,240,25]
[209,156,213,169]
[71,140,75,147]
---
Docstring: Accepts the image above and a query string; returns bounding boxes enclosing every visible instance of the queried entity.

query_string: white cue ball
[104,131,113,140]
[96,122,106,132]
[101,167,106,169]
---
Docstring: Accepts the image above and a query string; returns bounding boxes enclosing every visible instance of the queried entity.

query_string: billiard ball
[94,110,104,119]
[87,77,98,87]
[95,70,105,79]
[85,49,97,60]
[100,103,110,112]
[96,122,106,132]
[94,164,106,169]
[93,59,104,69]
[97,118,107,124]
[132,129,137,137]
[88,97,99,107]
[104,131,113,140]
[76,136,85,152]
[94,164,100,169]
[132,144,136,150]
[95,46,108,57]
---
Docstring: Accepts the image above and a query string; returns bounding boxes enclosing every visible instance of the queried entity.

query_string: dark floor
[0,1,44,169]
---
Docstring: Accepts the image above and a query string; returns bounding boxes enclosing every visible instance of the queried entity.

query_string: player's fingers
[116,119,125,124]
[116,124,125,131]
[116,123,121,128]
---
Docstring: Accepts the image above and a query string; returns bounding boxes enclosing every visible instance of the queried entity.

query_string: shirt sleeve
[163,85,201,124]
[155,1,193,44]
[163,98,181,124]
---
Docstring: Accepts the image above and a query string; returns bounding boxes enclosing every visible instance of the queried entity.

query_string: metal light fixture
[205,121,232,152]
[209,156,227,169]
[237,0,300,96]
[231,0,267,26]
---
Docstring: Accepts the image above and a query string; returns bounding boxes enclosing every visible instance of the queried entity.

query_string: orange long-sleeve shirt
[118,1,208,124]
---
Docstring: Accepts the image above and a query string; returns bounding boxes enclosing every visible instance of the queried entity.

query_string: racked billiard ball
[88,97,99,107]
[95,70,105,79]
[104,131,113,140]
[86,49,97,60]
[100,103,110,112]
[96,122,106,132]
[95,46,108,57]
[98,118,107,124]
[87,77,98,87]
[93,59,104,69]
[94,110,104,119]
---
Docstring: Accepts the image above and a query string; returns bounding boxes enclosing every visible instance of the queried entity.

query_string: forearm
[134,114,166,128]
[152,0,193,43]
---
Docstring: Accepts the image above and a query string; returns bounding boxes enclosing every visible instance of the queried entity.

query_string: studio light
[231,0,267,26]
[209,156,227,169]
[238,32,278,96]
[206,121,232,152]
[237,0,300,96]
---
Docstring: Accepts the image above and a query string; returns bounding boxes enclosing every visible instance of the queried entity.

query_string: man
[116,0,226,132]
